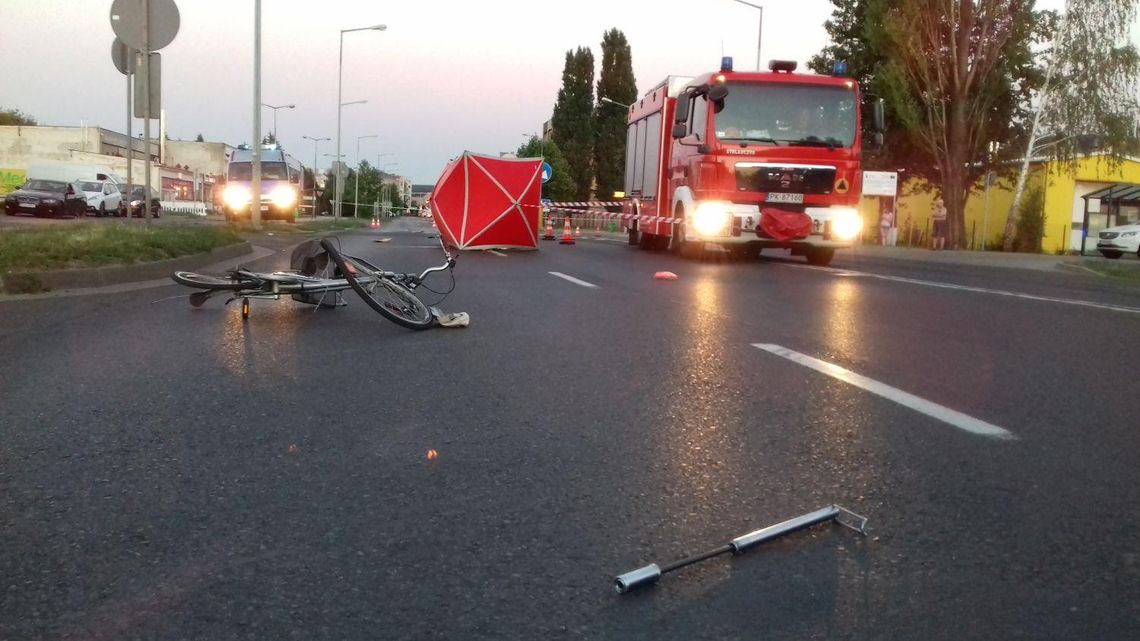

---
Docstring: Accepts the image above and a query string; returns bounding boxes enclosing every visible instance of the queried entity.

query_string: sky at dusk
[0,0,1135,183]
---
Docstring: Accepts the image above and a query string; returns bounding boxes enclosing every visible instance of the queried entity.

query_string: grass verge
[0,223,243,272]
[1076,261,1140,281]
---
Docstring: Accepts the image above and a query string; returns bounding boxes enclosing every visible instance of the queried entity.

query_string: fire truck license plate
[766,192,804,204]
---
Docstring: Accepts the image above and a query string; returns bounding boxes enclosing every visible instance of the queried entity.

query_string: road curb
[0,241,252,294]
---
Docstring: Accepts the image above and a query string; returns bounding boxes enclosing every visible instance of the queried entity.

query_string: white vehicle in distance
[1096,222,1140,259]
[78,178,122,217]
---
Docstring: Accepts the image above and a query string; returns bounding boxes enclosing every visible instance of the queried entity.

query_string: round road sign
[111,38,135,76]
[110,0,180,52]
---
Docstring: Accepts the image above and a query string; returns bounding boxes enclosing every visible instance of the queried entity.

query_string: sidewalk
[846,243,1140,275]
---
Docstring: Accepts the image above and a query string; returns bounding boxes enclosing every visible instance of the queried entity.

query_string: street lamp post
[261,103,295,141]
[354,134,378,217]
[730,0,763,70]
[335,23,386,218]
[325,152,346,214]
[252,0,263,229]
[303,135,330,217]
[379,161,398,216]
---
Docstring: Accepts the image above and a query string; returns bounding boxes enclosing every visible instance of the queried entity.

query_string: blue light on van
[721,56,734,72]
[832,60,848,76]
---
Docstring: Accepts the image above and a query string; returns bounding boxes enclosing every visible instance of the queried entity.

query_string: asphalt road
[2,217,1139,640]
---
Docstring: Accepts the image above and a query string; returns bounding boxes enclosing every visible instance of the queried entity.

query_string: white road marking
[752,343,1015,440]
[487,249,508,257]
[782,264,1140,315]
[548,271,599,288]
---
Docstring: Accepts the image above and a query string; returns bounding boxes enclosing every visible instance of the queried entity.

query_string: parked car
[1096,223,1140,259]
[78,179,122,217]
[116,185,162,218]
[3,180,87,218]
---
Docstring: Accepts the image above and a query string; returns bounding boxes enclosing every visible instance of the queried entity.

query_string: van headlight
[692,201,731,236]
[270,186,297,208]
[830,208,862,241]
[223,184,252,209]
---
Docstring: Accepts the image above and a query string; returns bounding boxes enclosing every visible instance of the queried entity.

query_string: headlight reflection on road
[825,278,860,359]
[217,303,300,384]
[654,277,745,579]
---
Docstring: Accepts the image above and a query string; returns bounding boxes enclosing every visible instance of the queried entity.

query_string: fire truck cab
[621,57,883,266]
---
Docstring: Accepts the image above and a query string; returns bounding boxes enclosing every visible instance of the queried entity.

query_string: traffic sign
[133,52,161,118]
[862,171,898,197]
[541,162,553,184]
[111,38,135,76]
[110,0,181,51]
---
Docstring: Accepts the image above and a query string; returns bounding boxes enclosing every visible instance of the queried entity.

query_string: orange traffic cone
[574,226,581,238]
[370,217,380,229]
[542,216,556,240]
[559,216,576,245]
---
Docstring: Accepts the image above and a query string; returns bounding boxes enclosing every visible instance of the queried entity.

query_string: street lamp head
[285,104,296,109]
[371,24,387,31]
[341,99,368,107]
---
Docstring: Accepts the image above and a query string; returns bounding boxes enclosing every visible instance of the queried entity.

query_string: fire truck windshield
[714,83,857,148]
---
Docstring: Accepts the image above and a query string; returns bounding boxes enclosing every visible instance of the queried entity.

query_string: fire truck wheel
[669,222,699,258]
[638,231,656,250]
[806,248,835,266]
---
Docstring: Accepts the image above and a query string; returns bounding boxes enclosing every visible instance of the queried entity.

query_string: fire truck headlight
[223,184,252,209]
[831,208,862,240]
[692,201,731,236]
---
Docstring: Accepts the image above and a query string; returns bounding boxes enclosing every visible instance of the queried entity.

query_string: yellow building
[863,155,1140,253]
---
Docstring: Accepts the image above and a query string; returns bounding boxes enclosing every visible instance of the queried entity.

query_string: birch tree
[1001,0,1140,251]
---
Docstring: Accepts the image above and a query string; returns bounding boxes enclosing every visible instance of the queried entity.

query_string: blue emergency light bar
[721,56,733,72]
[832,60,848,76]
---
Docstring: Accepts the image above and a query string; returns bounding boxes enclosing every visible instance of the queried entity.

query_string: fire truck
[620,57,884,266]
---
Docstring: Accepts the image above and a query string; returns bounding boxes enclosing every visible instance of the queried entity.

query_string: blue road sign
[541,162,553,184]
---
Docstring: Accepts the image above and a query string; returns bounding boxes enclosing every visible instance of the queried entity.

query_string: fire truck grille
[735,165,836,195]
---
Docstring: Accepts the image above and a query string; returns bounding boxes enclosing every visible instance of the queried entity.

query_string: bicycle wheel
[319,240,434,330]
[172,271,258,291]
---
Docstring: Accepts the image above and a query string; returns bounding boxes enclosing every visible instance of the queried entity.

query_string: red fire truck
[620,57,884,266]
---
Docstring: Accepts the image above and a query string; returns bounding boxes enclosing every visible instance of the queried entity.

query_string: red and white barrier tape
[545,206,682,225]
[518,200,625,209]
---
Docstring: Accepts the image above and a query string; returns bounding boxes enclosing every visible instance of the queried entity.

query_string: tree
[808,0,929,175]
[880,0,1048,248]
[195,133,205,142]
[518,136,574,201]
[261,131,278,146]
[594,29,637,201]
[1001,0,1140,250]
[0,108,36,126]
[552,47,596,199]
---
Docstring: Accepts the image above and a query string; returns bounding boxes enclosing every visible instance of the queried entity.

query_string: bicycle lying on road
[171,237,455,330]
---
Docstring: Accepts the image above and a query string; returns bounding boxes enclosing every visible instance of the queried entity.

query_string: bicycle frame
[223,234,456,303]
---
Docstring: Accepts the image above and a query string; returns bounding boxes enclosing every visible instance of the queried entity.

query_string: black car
[3,180,87,218]
[116,185,162,218]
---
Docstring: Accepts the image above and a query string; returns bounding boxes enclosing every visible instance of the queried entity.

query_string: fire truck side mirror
[708,84,729,103]
[672,123,689,139]
[674,93,691,124]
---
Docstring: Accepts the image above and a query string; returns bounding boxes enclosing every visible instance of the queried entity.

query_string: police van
[221,145,299,222]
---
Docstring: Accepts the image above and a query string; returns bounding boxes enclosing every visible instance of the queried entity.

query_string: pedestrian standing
[879,204,893,246]
[931,197,947,250]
